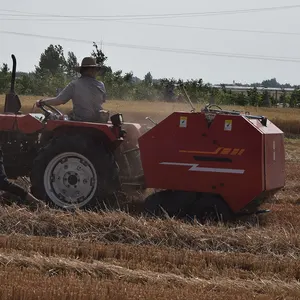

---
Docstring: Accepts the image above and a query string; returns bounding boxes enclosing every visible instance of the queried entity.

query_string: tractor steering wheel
[38,100,64,120]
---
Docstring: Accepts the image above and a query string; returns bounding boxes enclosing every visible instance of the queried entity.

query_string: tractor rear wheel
[30,134,120,210]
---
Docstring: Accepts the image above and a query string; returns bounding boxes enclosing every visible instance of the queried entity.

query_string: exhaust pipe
[10,54,17,94]
[4,54,21,114]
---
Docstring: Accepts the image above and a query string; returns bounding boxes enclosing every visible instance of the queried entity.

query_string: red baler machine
[138,105,285,220]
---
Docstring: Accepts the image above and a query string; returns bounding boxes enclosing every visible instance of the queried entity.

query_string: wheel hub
[63,172,79,187]
[68,174,78,186]
[44,152,97,208]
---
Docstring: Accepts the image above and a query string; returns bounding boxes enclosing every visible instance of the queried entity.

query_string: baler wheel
[189,193,234,223]
[30,134,120,210]
[143,190,196,219]
[143,191,234,223]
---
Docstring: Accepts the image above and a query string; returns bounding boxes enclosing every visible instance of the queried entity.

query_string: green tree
[235,92,248,106]
[17,73,35,95]
[124,72,133,83]
[247,87,260,106]
[261,90,271,107]
[144,72,153,86]
[1,63,8,75]
[279,90,287,107]
[289,89,300,108]
[261,78,280,88]
[0,63,10,93]
[91,42,107,65]
[66,51,78,78]
[35,44,66,76]
[91,42,112,77]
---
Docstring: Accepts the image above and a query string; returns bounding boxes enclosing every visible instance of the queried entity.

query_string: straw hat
[74,57,102,73]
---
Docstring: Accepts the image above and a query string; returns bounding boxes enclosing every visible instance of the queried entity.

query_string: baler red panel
[264,134,285,190]
[138,112,265,212]
[247,118,285,190]
[0,114,44,134]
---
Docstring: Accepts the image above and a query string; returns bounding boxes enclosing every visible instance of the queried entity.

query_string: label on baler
[224,120,232,131]
[179,116,187,128]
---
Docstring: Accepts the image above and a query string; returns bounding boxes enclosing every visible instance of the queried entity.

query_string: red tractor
[1,55,145,209]
[0,54,285,222]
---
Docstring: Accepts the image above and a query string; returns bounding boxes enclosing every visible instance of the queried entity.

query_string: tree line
[1,42,300,107]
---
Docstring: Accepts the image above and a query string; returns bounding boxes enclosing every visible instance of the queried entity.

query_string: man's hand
[36,99,44,108]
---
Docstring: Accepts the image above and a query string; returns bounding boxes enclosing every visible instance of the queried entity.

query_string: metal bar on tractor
[122,148,140,154]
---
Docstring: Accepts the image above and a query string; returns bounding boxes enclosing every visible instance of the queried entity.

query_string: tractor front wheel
[30,134,120,210]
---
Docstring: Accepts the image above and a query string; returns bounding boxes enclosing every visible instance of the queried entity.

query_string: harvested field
[0,137,299,299]
[0,95,299,299]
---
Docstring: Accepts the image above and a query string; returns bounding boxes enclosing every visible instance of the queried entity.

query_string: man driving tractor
[36,57,107,122]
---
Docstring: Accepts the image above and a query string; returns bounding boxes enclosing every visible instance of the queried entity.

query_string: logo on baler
[159,146,246,174]
[159,162,245,174]
[179,147,245,156]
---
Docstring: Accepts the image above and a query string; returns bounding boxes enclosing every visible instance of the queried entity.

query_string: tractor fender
[41,124,123,151]
[45,120,118,141]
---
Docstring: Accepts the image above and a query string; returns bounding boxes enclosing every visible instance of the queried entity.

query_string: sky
[1,0,300,85]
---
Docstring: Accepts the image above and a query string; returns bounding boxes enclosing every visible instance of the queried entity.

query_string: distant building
[213,85,295,101]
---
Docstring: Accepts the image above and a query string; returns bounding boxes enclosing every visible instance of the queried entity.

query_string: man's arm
[98,81,106,103]
[38,82,74,106]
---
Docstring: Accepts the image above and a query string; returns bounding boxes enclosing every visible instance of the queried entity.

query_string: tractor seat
[68,110,110,123]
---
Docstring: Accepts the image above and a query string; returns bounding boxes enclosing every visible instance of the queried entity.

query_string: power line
[116,20,300,37]
[0,4,300,20]
[1,30,300,63]
[1,13,300,37]
[1,6,299,38]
